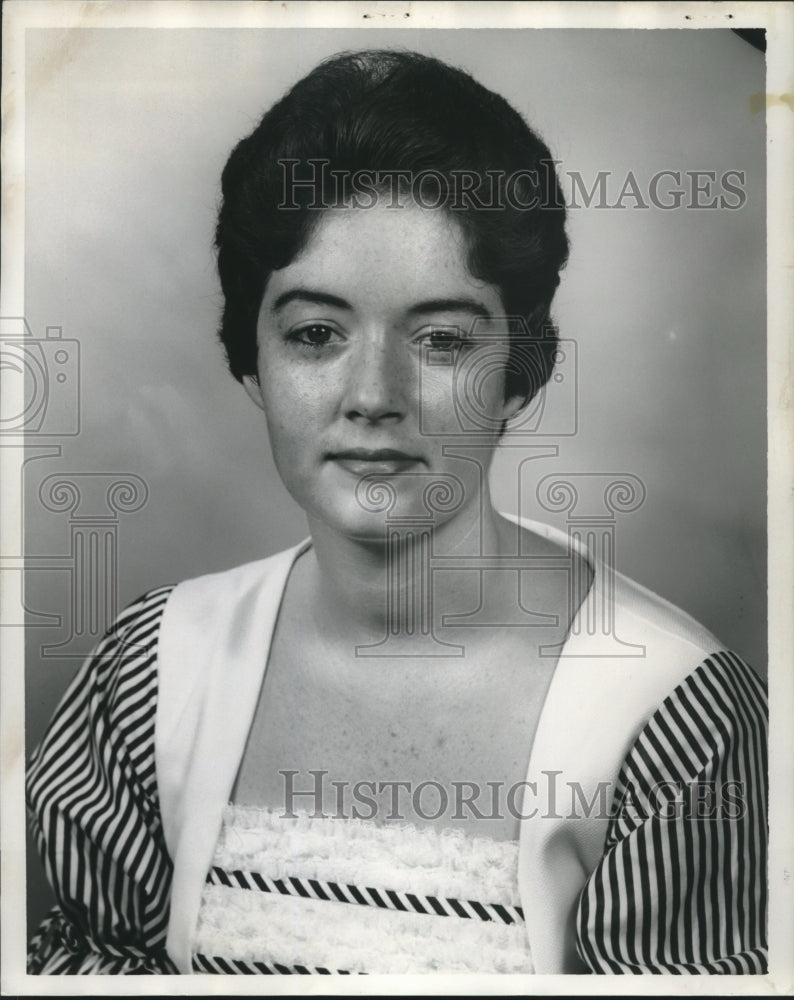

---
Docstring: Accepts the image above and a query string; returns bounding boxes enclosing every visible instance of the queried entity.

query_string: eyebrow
[271,290,493,320]
[406,298,493,320]
[271,289,352,312]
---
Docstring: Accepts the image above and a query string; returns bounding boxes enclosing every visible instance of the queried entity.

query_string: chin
[310,489,476,549]
[309,502,394,544]
[297,462,478,542]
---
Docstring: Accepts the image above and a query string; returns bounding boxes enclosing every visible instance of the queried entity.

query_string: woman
[27,49,767,975]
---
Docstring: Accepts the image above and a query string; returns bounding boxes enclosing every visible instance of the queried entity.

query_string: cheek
[256,365,337,473]
[419,369,458,433]
[259,363,325,422]
[422,356,508,434]
[256,373,305,452]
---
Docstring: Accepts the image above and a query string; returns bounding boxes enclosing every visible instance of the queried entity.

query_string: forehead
[265,202,504,312]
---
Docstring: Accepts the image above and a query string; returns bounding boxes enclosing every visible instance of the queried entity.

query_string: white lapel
[156,540,310,972]
[155,517,717,973]
[513,517,719,972]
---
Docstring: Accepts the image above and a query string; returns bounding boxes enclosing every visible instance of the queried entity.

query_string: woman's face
[245,201,525,540]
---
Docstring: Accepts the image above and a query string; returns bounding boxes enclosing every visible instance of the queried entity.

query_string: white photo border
[2,1,791,995]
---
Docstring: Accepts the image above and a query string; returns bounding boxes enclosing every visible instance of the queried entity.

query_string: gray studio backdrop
[21,27,765,934]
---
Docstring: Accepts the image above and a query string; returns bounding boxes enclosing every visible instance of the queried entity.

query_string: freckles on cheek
[261,377,321,440]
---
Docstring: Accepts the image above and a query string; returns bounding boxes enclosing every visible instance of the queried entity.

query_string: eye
[416,326,471,351]
[287,323,340,349]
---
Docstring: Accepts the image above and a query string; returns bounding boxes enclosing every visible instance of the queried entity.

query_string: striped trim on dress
[576,651,768,974]
[193,954,352,974]
[26,588,177,975]
[205,865,525,925]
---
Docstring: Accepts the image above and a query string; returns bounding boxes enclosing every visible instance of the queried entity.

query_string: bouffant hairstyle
[215,49,569,405]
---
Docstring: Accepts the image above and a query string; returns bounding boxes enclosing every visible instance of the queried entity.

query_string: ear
[242,375,266,412]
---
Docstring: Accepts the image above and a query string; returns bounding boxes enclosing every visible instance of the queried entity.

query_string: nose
[342,331,408,424]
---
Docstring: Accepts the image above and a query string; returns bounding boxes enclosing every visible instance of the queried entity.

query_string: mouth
[327,448,423,476]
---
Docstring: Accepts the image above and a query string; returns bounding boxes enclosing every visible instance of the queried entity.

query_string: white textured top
[191,805,534,975]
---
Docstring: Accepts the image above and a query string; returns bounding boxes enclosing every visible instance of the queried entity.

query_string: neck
[303,488,511,645]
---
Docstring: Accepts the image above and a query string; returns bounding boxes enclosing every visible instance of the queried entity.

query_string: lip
[328,448,422,476]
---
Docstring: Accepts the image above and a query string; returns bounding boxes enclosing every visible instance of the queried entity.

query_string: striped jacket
[27,519,768,974]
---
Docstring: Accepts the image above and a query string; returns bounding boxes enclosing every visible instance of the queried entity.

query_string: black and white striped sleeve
[576,651,768,974]
[26,587,178,974]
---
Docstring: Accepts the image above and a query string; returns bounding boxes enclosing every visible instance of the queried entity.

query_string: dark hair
[215,49,569,404]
